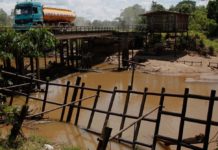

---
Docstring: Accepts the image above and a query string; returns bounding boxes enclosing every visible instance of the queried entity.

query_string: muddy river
[10,64,218,150]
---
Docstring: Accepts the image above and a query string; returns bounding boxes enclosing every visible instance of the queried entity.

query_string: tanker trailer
[13,1,76,30]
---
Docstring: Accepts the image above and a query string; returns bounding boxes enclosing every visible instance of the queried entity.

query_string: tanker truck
[13,1,76,30]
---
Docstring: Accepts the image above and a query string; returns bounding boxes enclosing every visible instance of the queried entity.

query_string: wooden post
[87,85,101,129]
[103,87,117,126]
[55,45,58,63]
[35,57,40,89]
[174,32,177,57]
[177,88,189,150]
[133,88,148,148]
[30,57,34,73]
[152,88,165,150]
[76,40,79,68]
[130,64,136,88]
[41,81,49,118]
[97,127,112,150]
[203,90,216,150]
[66,77,81,123]
[9,95,14,106]
[67,39,70,67]
[70,40,75,67]
[8,105,29,144]
[118,40,121,70]
[60,81,70,122]
[60,40,64,65]
[119,85,132,138]
[44,53,47,69]
[75,83,85,125]
[121,37,129,68]
[25,76,33,104]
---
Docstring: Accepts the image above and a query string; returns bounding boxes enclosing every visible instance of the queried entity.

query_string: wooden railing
[1,70,218,150]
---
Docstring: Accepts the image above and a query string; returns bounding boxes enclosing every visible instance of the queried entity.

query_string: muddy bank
[104,50,218,77]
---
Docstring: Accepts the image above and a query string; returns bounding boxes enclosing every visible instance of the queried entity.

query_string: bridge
[51,25,147,40]
[44,25,147,69]
[0,25,147,72]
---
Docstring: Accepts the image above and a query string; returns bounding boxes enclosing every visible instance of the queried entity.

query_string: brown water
[11,66,218,150]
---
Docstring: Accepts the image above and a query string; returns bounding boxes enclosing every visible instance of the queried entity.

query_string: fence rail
[1,70,218,150]
[209,62,218,68]
[177,60,203,66]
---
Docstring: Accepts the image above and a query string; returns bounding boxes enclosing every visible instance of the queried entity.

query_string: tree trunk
[19,56,24,75]
[30,57,34,73]
[15,54,19,72]
[35,57,40,89]
[44,53,47,69]
[15,54,24,74]
[6,58,11,69]
[3,59,6,69]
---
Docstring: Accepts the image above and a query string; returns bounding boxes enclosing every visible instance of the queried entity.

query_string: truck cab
[13,2,43,30]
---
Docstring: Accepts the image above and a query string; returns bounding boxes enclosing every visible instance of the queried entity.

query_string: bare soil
[105,51,218,76]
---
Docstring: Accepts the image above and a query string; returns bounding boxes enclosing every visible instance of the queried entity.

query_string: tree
[0,9,8,26]
[189,6,208,31]
[0,29,16,68]
[151,1,165,11]
[0,9,12,26]
[117,4,145,26]
[207,0,218,23]
[207,19,218,37]
[171,0,196,13]
[22,28,57,85]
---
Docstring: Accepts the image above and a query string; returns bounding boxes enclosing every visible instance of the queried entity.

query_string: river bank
[104,51,218,78]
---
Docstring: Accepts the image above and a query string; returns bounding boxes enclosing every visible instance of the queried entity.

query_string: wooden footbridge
[1,70,218,150]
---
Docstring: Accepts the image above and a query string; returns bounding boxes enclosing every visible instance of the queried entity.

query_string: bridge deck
[55,32,114,40]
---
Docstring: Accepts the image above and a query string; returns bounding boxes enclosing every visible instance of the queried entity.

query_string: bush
[199,39,205,49]
[207,19,218,37]
[208,46,215,56]
[178,34,188,51]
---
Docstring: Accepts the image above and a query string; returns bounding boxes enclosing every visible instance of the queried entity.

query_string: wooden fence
[177,60,203,66]
[1,70,218,150]
[208,62,218,68]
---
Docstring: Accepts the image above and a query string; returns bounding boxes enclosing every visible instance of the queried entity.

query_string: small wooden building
[140,11,190,56]
[141,11,189,33]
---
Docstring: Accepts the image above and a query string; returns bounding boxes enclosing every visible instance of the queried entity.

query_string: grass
[0,135,80,150]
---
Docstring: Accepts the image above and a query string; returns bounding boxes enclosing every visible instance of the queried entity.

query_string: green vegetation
[0,9,12,26]
[0,103,79,150]
[0,136,48,150]
[0,134,81,150]
[0,28,57,76]
[189,31,218,53]
[75,0,218,52]
[151,1,165,11]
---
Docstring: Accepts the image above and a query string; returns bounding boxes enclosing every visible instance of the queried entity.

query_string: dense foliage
[151,1,165,11]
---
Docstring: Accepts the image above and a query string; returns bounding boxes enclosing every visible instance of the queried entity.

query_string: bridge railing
[0,25,147,34]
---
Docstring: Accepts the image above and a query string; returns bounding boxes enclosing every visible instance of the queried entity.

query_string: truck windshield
[15,7,32,15]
